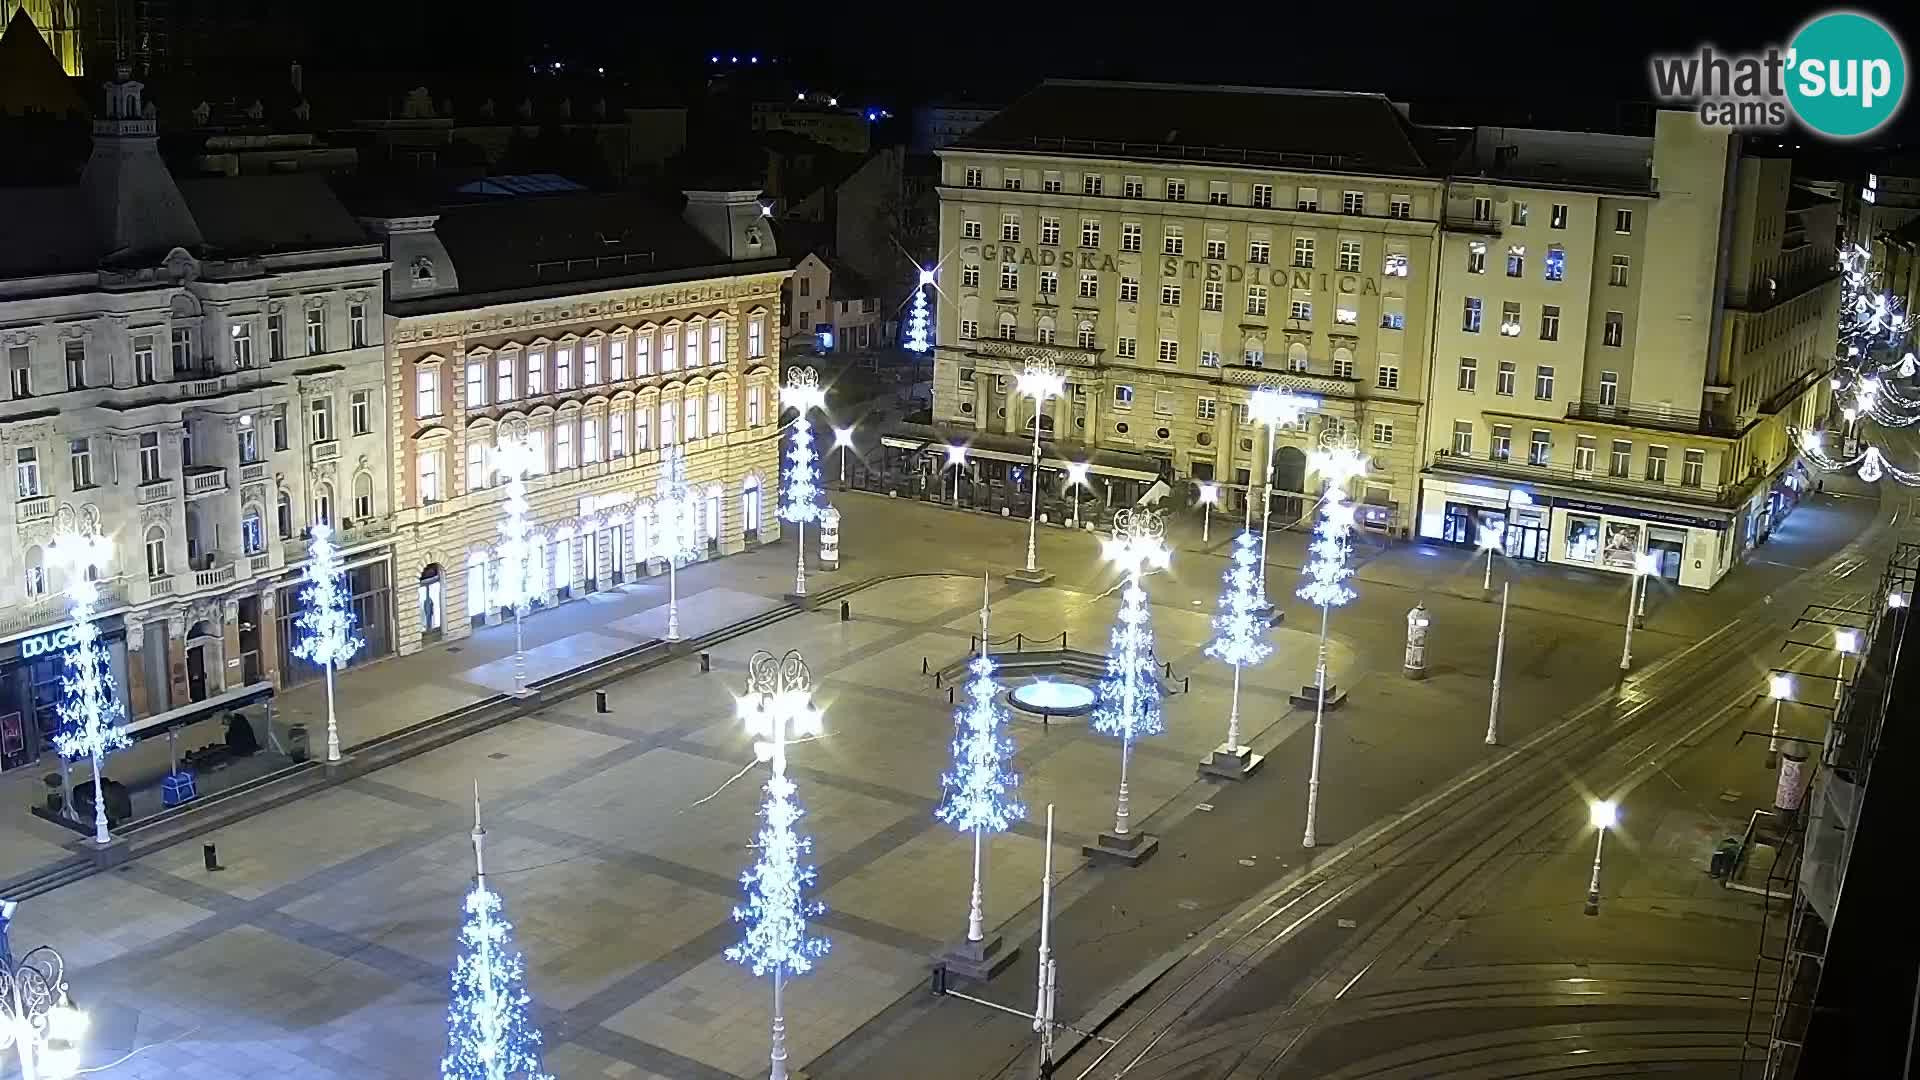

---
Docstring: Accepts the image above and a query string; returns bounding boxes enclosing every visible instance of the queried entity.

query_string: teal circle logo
[1787,11,1907,138]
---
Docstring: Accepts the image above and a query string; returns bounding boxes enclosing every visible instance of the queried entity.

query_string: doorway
[1647,527,1687,581]
[185,619,218,702]
[418,563,444,643]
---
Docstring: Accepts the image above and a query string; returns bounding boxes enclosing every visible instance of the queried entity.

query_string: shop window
[1565,516,1600,562]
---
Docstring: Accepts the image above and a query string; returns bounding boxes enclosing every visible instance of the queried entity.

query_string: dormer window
[411,256,436,287]
[745,226,763,247]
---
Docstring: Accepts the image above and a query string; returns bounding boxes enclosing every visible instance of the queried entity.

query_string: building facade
[1422,114,1837,589]
[930,81,1444,529]
[366,188,788,655]
[0,68,394,771]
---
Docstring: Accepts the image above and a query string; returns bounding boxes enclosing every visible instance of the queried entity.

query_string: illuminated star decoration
[780,369,825,527]
[291,523,366,675]
[50,529,130,787]
[442,796,551,1080]
[1204,530,1274,669]
[905,267,934,354]
[726,656,830,981]
[1092,510,1171,741]
[1296,439,1367,609]
[936,588,1025,836]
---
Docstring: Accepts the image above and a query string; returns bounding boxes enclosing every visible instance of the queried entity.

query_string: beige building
[364,188,788,655]
[1423,113,1837,589]
[930,80,1445,530]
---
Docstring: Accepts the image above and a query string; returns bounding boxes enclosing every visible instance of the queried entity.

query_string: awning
[125,681,275,741]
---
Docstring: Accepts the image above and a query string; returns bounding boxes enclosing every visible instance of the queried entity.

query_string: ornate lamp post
[48,523,127,846]
[1247,388,1319,603]
[1298,433,1367,849]
[1618,551,1660,671]
[0,916,87,1080]
[491,424,541,696]
[832,426,856,487]
[654,445,701,641]
[1197,482,1219,545]
[1065,461,1090,528]
[1015,361,1066,578]
[780,368,827,598]
[1089,509,1170,865]
[1584,799,1618,916]
[1766,673,1793,768]
[944,444,968,506]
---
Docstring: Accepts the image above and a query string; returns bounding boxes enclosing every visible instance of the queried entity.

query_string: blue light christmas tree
[442,786,551,1080]
[1203,530,1273,762]
[904,270,933,354]
[50,529,129,846]
[936,577,1024,944]
[292,523,364,762]
[1092,510,1170,844]
[780,368,826,596]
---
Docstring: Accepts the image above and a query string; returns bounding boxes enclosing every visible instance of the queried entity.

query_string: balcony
[1443,213,1502,236]
[279,518,395,566]
[1221,363,1356,398]
[183,466,228,498]
[193,561,238,590]
[137,479,175,505]
[1565,400,1742,437]
[15,494,53,524]
[147,575,176,598]
[249,553,273,575]
[309,439,339,464]
[1430,450,1733,507]
[180,373,233,398]
[964,338,1103,369]
[240,462,268,483]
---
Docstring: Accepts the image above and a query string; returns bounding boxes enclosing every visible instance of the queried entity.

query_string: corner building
[364,187,788,654]
[932,81,1444,529]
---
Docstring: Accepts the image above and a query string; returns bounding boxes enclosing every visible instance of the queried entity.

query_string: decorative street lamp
[1090,509,1170,864]
[654,445,702,641]
[48,524,127,847]
[1202,529,1271,779]
[491,426,542,696]
[1298,433,1366,848]
[1486,581,1510,746]
[1583,799,1618,916]
[945,444,968,506]
[1618,552,1660,671]
[1065,461,1090,528]
[292,523,364,763]
[1247,388,1319,604]
[727,650,829,1080]
[1767,673,1793,768]
[832,426,856,487]
[0,923,87,1080]
[1476,522,1502,592]
[1016,361,1067,577]
[1834,628,1860,703]
[1197,482,1219,545]
[780,368,827,598]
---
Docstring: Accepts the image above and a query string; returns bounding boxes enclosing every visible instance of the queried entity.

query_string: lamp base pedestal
[1006,567,1054,586]
[936,933,1018,982]
[1084,829,1160,867]
[1200,744,1264,781]
[1289,684,1348,710]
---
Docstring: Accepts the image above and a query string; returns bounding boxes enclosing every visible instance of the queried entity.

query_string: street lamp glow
[1016,362,1068,575]
[1197,482,1219,544]
[1198,482,1219,506]
[1589,799,1617,830]
[918,266,937,287]
[1890,591,1909,609]
[1836,628,1860,654]
[1803,430,1824,455]
[1476,522,1501,590]
[945,444,968,466]
[832,426,855,449]
[1769,673,1794,699]
[1634,551,1661,577]
[1065,461,1091,527]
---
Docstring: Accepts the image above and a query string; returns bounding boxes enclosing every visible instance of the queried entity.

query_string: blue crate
[161,770,197,807]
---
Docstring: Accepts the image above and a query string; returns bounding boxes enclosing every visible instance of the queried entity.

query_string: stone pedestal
[81,835,132,869]
[1199,743,1264,781]
[1288,684,1348,711]
[1084,829,1159,867]
[937,933,1018,982]
[1006,567,1054,586]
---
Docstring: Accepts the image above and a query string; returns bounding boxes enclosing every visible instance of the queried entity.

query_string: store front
[0,615,131,773]
[1546,497,1732,590]
[1419,478,1549,562]
[276,558,396,688]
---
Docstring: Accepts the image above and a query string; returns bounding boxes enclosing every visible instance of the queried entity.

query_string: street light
[1767,673,1793,768]
[1016,362,1067,575]
[832,425,856,487]
[1584,799,1617,916]
[1834,628,1860,703]
[1889,591,1909,610]
[0,916,87,1080]
[491,428,541,695]
[945,444,968,506]
[1197,482,1219,545]
[1475,522,1502,592]
[1300,435,1366,848]
[1618,552,1660,671]
[1065,461,1090,528]
[1247,388,1319,603]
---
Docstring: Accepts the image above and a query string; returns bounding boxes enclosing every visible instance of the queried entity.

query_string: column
[258,588,282,688]
[166,615,189,707]
[126,616,150,720]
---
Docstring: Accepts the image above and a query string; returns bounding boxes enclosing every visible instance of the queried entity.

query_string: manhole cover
[488,752,510,760]
[1177,899,1200,911]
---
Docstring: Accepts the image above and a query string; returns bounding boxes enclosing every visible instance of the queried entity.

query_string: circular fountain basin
[1009,679,1097,717]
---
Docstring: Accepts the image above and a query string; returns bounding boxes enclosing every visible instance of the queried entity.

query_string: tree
[291,523,364,762]
[1203,530,1273,754]
[936,580,1024,942]
[50,530,128,846]
[443,790,550,1080]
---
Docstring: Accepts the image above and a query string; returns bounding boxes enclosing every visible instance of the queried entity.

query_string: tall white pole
[1202,503,1211,545]
[1225,665,1243,752]
[795,519,807,597]
[1257,424,1277,603]
[667,556,680,641]
[1026,404,1042,573]
[15,1012,40,1080]
[839,445,847,486]
[1486,582,1508,745]
[1483,544,1494,591]
[91,750,109,846]
[1072,484,1080,528]
[1638,569,1650,616]
[324,661,340,762]
[965,826,985,943]
[1834,653,1847,704]
[1034,803,1057,1075]
[1767,696,1783,768]
[1618,573,1639,671]
[1584,827,1607,915]
[513,606,525,694]
[1303,603,1329,848]
[952,465,961,506]
[770,969,788,1080]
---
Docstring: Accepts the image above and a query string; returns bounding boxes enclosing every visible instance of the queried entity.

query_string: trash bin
[1710,838,1741,879]
[287,723,310,763]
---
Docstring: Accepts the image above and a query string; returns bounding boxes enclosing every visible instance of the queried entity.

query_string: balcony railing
[279,518,395,565]
[183,467,228,497]
[15,494,53,524]
[1565,401,1741,437]
[193,562,237,590]
[181,374,232,398]
[240,462,268,483]
[148,575,176,598]
[249,553,272,575]
[1221,363,1357,398]
[310,440,339,464]
[1429,450,1733,507]
[137,479,175,505]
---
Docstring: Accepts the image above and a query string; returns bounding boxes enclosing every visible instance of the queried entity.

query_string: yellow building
[1,1,79,75]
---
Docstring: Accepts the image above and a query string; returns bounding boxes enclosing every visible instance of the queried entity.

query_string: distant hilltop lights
[711,53,778,65]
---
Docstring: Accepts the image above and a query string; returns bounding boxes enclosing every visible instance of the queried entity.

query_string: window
[528,349,549,392]
[1535,365,1555,400]
[415,367,440,418]
[1041,217,1060,245]
[1507,245,1525,277]
[1463,297,1483,332]
[1458,357,1478,391]
[1390,194,1411,219]
[1609,439,1631,477]
[467,441,488,491]
[1575,436,1596,472]
[1614,208,1633,234]
[1161,284,1181,306]
[134,335,156,384]
[1157,339,1179,364]
[1204,281,1223,311]
[1004,173,1022,191]
[1540,305,1561,341]
[14,447,39,498]
[1376,362,1400,390]
[1153,391,1174,416]
[1122,223,1142,252]
[145,526,167,578]
[276,489,292,538]
[1293,236,1314,268]
[1079,271,1099,299]
[1113,384,1134,407]
[272,408,288,452]
[661,401,677,445]
[305,308,325,354]
[1491,424,1512,461]
[1117,337,1137,359]
[70,437,92,489]
[1043,173,1062,194]
[60,340,85,390]
[1599,370,1619,406]
[1467,241,1486,274]
[964,167,982,188]
[1500,301,1522,337]
[998,314,1018,341]
[1037,320,1055,345]
[1683,449,1705,487]
[1335,304,1358,325]
[1197,397,1217,420]
[1124,177,1145,198]
[1646,445,1668,482]
[1333,351,1354,378]
[1001,263,1019,291]
[1603,311,1624,347]
[1373,421,1394,445]
[23,546,44,597]
[1208,183,1229,206]
[1246,286,1268,316]
[345,389,369,436]
[1381,306,1406,330]
[268,314,285,360]
[963,220,983,240]
[1609,255,1631,287]
[418,448,443,502]
[1040,270,1059,296]
[708,391,725,436]
[1081,219,1100,247]
[610,410,628,457]
[1384,247,1409,277]
[586,341,603,384]
[1290,298,1313,321]
[961,319,979,339]
[1544,246,1565,282]
[609,339,625,380]
[466,359,487,407]
[1163,226,1184,256]
[6,347,29,399]
[1452,420,1473,456]
[1001,214,1020,242]
[1120,277,1140,303]
[497,353,515,401]
[1296,187,1319,211]
[1206,238,1227,261]
[1551,203,1568,229]
[349,303,367,348]
[1511,201,1529,226]
[637,407,653,449]
[1165,178,1186,201]
[1243,340,1264,367]
[1078,323,1097,349]
[1529,429,1551,466]
[1248,240,1270,264]
[746,384,763,427]
[1083,174,1103,196]
[170,328,191,372]
[310,396,333,442]
[1496,361,1516,396]
[1338,240,1361,273]
[1200,349,1220,368]
[1252,184,1273,208]
[1473,196,1493,222]
[962,264,980,288]
[139,433,161,482]
[1342,190,1365,215]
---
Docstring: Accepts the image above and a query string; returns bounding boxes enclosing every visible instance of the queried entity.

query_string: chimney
[682,189,776,262]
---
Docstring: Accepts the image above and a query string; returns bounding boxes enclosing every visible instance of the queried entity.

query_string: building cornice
[387,258,791,321]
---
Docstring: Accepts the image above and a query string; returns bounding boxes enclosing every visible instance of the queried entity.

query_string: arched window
[276,489,293,539]
[997,312,1018,341]
[1287,341,1309,372]
[23,545,45,597]
[1077,321,1096,350]
[353,471,374,520]
[466,550,489,620]
[1036,315,1056,345]
[241,504,265,555]
[1244,337,1265,368]
[705,484,722,546]
[741,476,762,535]
[1332,345,1354,379]
[313,481,334,528]
[144,526,168,578]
